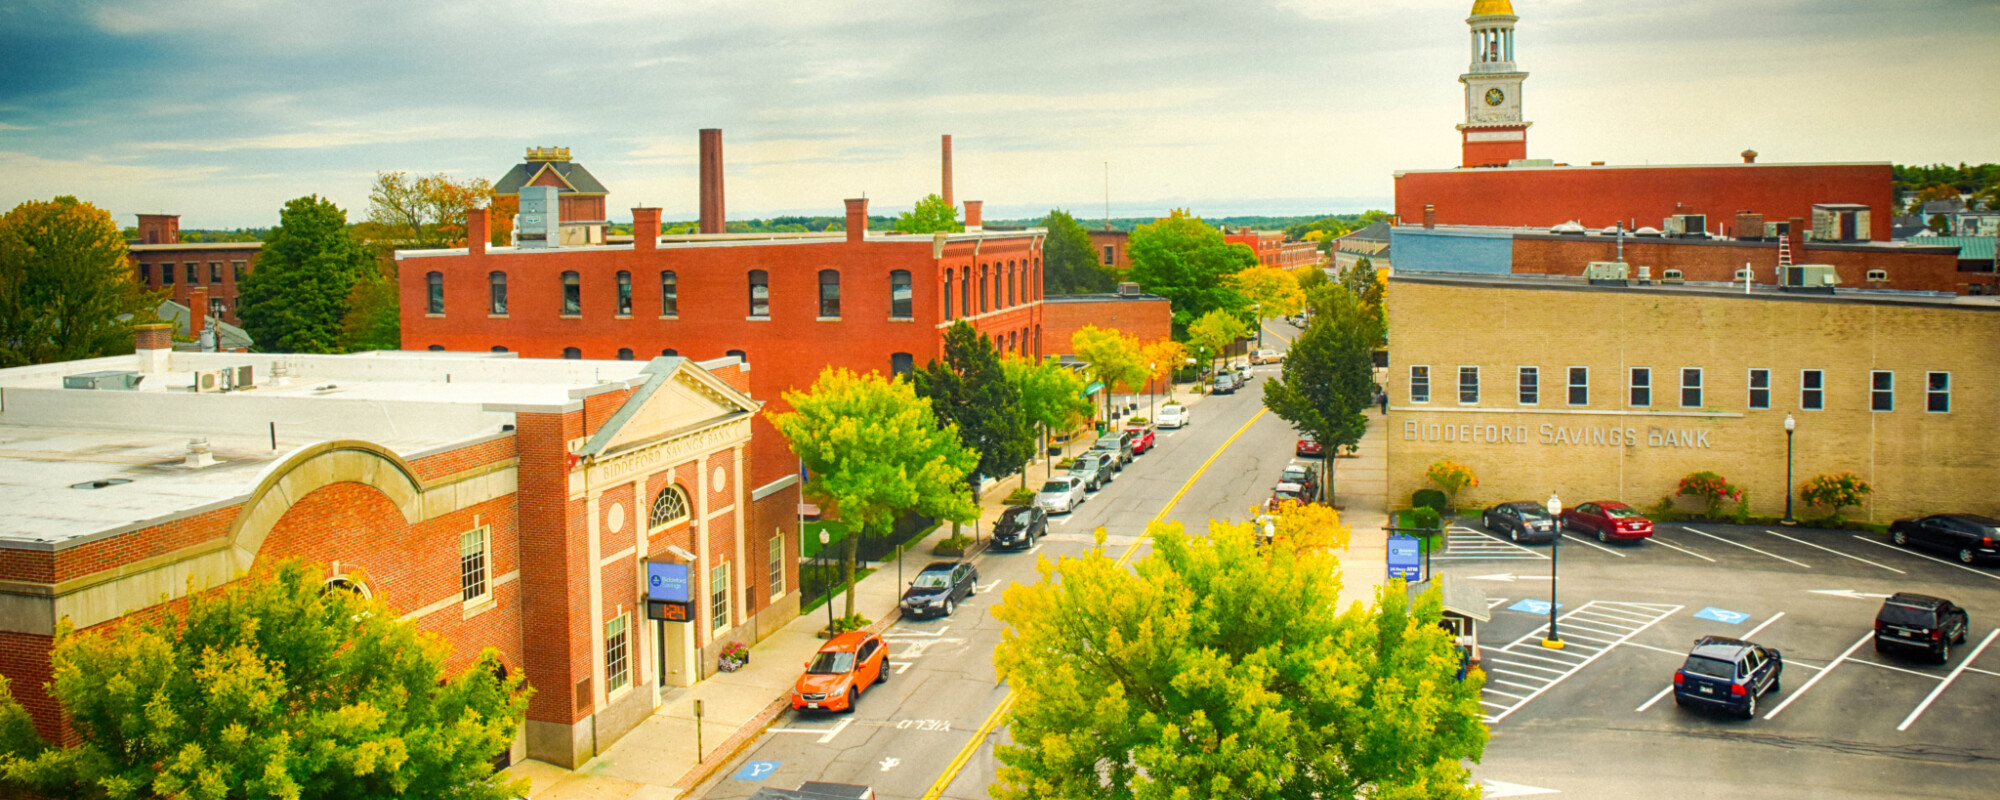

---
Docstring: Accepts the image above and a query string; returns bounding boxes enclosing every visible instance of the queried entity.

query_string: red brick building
[1088,228,1131,272]
[127,214,260,326]
[0,337,771,768]
[398,199,1045,564]
[494,147,612,245]
[1224,229,1321,269]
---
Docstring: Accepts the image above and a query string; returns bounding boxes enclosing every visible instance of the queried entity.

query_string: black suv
[991,505,1047,551]
[1673,635,1783,719]
[1874,593,1971,663]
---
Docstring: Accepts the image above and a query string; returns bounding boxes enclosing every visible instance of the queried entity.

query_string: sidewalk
[1332,407,1391,612]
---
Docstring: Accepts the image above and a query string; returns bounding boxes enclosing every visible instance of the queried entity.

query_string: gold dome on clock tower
[1471,0,1515,15]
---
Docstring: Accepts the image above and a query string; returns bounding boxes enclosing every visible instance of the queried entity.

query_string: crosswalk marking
[1434,527,1549,562]
[1478,600,1684,724]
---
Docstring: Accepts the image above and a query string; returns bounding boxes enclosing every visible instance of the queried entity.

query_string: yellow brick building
[1386,274,2000,522]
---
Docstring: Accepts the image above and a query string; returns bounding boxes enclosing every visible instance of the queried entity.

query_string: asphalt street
[691,357,1315,799]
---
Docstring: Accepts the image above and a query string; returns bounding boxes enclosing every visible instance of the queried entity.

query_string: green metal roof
[1920,236,1996,261]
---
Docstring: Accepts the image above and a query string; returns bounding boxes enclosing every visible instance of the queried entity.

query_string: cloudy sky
[2,0,1995,228]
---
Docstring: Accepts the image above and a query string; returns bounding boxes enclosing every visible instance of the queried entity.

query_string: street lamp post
[1782,413,1797,525]
[1255,303,1263,348]
[1149,362,1156,420]
[1542,492,1564,650]
[819,529,834,631]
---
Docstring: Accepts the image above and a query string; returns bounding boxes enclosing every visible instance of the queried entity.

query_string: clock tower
[1456,0,1530,168]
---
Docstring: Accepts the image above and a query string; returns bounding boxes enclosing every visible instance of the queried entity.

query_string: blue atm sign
[1387,535,1422,581]
[648,562,691,602]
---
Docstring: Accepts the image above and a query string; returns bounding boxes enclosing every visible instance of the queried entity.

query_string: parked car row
[1034,422,1164,515]
[1267,460,1322,509]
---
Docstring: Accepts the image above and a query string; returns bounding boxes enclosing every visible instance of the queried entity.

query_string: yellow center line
[923,407,1271,798]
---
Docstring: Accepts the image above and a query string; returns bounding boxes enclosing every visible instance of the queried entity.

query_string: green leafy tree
[238,195,376,353]
[1226,265,1306,343]
[366,171,495,249]
[1263,285,1375,495]
[914,322,1035,530]
[1005,355,1094,484]
[893,193,963,234]
[1126,209,1255,337]
[1296,264,1330,294]
[0,559,528,799]
[0,196,156,367]
[775,367,978,619]
[1069,325,1149,423]
[992,518,1487,799]
[340,259,401,352]
[1186,308,1249,376]
[1041,209,1116,294]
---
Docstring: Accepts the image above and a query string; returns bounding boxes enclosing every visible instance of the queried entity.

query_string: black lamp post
[1149,362,1157,420]
[1782,414,1797,525]
[1542,492,1564,650]
[819,529,834,630]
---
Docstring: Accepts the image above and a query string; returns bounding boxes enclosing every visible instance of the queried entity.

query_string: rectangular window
[139,263,152,284]
[489,272,507,315]
[616,271,632,316]
[426,271,444,315]
[1927,372,1950,413]
[889,270,912,319]
[1409,365,1430,404]
[562,271,581,316]
[748,271,769,318]
[604,614,629,694]
[710,563,731,633]
[819,270,840,317]
[768,532,786,599]
[1518,366,1538,405]
[163,264,175,285]
[209,262,221,284]
[459,526,490,604]
[1458,366,1479,404]
[660,271,678,317]
[1629,367,1652,407]
[1871,370,1893,412]
[231,260,246,283]
[1800,369,1824,410]
[185,263,198,284]
[1680,368,1703,408]
[1566,366,1588,406]
[1102,244,1115,265]
[1748,369,1770,409]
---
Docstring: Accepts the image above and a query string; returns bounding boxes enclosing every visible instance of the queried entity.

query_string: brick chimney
[700,128,725,234]
[134,322,172,372]
[467,207,488,256]
[845,199,868,243]
[1787,217,1806,260]
[941,134,953,209]
[1423,205,1437,230]
[1741,149,1758,164]
[188,287,208,345]
[963,200,982,232]
[633,208,661,251]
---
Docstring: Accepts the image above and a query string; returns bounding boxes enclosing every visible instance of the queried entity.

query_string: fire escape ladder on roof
[1777,234,1794,267]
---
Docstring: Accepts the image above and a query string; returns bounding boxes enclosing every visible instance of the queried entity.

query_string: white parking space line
[1645,535,1717,562]
[1571,608,1658,626]
[1740,612,1786,640]
[1489,677,1544,692]
[770,718,853,744]
[1851,536,2000,582]
[1481,601,1684,723]
[1559,533,1627,557]
[1682,526,1811,568]
[1847,658,1947,681]
[1559,619,1637,637]
[1900,628,2000,731]
[1765,632,1873,720]
[1763,530,1904,574]
[1636,685,1675,712]
[1437,528,1549,561]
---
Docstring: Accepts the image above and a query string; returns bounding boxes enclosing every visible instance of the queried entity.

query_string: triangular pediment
[581,359,761,458]
[525,163,577,192]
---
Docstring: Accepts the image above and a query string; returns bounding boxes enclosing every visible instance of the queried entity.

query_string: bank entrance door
[657,618,694,688]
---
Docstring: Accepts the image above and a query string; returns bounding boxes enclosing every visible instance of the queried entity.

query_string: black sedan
[1674,636,1783,719]
[992,505,1047,551]
[1482,501,1559,543]
[1888,513,2000,564]
[901,561,979,619]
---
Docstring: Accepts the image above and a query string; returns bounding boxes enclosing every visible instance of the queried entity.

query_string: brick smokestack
[1424,204,1437,230]
[941,134,953,209]
[467,207,488,255]
[845,199,868,243]
[964,200,982,232]
[133,322,172,364]
[700,128,725,234]
[633,208,661,251]
[188,287,208,345]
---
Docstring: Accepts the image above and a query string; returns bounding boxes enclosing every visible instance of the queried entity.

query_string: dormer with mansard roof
[493,147,610,245]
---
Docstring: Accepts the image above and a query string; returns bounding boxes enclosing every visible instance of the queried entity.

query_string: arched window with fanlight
[649,485,691,530]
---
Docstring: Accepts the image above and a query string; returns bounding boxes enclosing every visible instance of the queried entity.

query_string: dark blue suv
[1673,636,1783,719]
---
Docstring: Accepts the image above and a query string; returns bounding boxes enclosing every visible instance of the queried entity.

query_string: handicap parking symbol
[1694,607,1750,625]
[1506,598,1562,614]
[733,760,781,781]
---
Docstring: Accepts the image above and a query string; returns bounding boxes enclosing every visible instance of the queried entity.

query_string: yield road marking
[1809,589,1892,600]
[1641,535,1714,562]
[1764,529,1904,573]
[1558,533,1626,557]
[1481,779,1560,798]
[1681,526,1810,568]
[1852,536,2000,582]
[1764,632,1873,720]
[1898,628,1999,731]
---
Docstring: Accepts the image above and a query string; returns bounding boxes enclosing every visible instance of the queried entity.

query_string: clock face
[1485,87,1505,106]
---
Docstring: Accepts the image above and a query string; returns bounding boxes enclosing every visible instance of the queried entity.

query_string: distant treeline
[1893,163,2000,195]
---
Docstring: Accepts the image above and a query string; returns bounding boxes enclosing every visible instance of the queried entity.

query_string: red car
[1296,432,1323,457]
[791,631,889,713]
[1123,423,1157,454]
[1562,501,1655,542]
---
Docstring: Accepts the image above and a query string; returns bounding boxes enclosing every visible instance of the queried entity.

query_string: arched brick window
[979,264,989,313]
[943,269,954,320]
[748,270,770,317]
[1006,262,1016,307]
[426,271,444,314]
[890,270,912,319]
[650,485,691,529]
[561,271,581,315]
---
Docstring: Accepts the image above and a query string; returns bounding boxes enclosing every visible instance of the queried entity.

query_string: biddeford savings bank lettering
[1404,420,1713,448]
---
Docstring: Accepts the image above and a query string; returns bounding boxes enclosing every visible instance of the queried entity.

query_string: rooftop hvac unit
[1583,261,1630,285]
[1117,282,1142,297]
[1663,214,1707,239]
[517,185,558,249]
[193,368,228,393]
[62,370,144,391]
[1778,264,1840,294]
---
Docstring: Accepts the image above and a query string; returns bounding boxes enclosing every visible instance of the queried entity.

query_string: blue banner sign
[648,562,690,602]
[1387,534,1422,581]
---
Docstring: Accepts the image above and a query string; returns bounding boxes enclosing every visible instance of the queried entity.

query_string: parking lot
[1443,519,2000,798]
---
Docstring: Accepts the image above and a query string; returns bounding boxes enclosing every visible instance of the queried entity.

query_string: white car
[1157,404,1189,429]
[1036,475,1088,514]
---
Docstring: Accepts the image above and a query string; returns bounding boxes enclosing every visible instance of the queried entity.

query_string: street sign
[648,561,690,602]
[1388,534,1422,581]
[1694,607,1749,624]
[733,760,781,781]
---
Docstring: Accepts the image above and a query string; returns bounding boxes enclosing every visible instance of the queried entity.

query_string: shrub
[1425,460,1478,508]
[828,614,872,635]
[1003,487,1037,505]
[1126,416,1149,426]
[1799,472,1873,522]
[1676,471,1742,519]
[1408,506,1442,532]
[1411,489,1449,515]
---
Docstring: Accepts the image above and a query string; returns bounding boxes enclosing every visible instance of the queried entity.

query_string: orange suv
[791,631,889,713]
